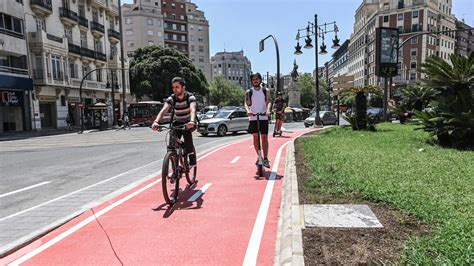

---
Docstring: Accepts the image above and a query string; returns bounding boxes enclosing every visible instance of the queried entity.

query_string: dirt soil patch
[295,137,430,265]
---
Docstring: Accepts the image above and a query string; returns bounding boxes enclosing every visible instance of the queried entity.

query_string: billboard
[376,27,399,77]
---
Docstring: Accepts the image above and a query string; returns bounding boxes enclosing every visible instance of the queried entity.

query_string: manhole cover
[304,204,383,228]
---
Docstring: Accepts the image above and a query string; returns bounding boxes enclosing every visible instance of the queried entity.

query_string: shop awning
[0,74,33,91]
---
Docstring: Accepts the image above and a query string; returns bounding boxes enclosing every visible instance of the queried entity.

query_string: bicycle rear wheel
[162,151,180,205]
[185,148,197,185]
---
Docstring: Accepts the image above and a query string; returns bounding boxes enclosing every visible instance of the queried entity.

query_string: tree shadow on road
[152,182,204,218]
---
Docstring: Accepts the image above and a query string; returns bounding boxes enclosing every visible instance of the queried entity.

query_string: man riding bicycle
[152,77,197,167]
[245,73,272,168]
[273,91,286,134]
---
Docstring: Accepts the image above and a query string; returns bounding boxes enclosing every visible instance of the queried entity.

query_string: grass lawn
[298,123,473,264]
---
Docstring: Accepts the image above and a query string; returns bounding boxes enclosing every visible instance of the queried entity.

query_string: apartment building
[186,1,211,81]
[348,0,456,88]
[211,50,252,89]
[0,0,33,133]
[455,19,474,57]
[23,0,129,130]
[122,0,165,58]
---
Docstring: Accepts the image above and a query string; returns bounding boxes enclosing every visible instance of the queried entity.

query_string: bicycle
[251,113,267,177]
[158,124,197,205]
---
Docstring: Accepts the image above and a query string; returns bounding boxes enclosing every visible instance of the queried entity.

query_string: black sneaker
[189,154,197,166]
[263,158,271,168]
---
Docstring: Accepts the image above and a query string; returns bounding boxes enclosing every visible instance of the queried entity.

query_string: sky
[123,0,474,75]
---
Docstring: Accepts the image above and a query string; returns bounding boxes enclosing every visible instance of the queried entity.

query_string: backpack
[169,91,200,125]
[247,87,268,106]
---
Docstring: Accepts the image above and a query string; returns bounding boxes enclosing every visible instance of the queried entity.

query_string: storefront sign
[0,90,24,107]
[38,95,57,102]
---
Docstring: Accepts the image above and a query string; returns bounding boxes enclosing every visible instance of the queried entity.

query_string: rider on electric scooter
[273,91,286,135]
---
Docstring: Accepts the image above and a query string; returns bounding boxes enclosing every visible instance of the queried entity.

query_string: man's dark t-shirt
[274,98,285,112]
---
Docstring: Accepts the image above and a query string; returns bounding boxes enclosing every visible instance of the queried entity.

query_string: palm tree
[340,86,382,130]
[420,53,474,111]
[401,85,439,111]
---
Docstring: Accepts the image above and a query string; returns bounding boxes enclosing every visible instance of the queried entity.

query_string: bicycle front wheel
[162,151,180,205]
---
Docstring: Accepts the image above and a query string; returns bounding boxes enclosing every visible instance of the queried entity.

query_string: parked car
[304,111,338,127]
[198,109,248,136]
[200,110,218,120]
[367,107,383,120]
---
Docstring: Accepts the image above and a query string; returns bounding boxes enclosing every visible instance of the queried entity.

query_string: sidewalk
[1,129,310,265]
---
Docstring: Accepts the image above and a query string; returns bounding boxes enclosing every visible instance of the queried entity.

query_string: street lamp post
[259,35,281,94]
[294,15,340,127]
[118,0,127,119]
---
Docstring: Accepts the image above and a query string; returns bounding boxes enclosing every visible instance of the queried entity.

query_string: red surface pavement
[2,129,310,266]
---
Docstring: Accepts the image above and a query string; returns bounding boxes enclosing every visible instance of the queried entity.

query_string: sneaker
[263,158,271,168]
[255,158,259,165]
[189,154,197,166]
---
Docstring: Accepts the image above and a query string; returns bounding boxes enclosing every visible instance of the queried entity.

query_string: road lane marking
[230,156,240,164]
[8,136,251,264]
[0,182,51,198]
[9,177,163,266]
[187,183,212,202]
[243,141,289,266]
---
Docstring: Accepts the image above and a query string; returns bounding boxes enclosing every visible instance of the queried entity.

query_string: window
[156,19,161,26]
[199,56,204,62]
[97,69,102,82]
[190,35,195,41]
[411,62,417,69]
[147,29,154,36]
[147,18,153,25]
[80,31,87,47]
[171,3,175,8]
[163,22,168,28]
[157,31,162,37]
[198,26,203,32]
[199,46,204,52]
[69,63,77,78]
[412,23,419,32]
[181,25,186,31]
[411,36,418,44]
[181,35,186,41]
[191,56,195,61]
[127,40,134,47]
[411,49,417,56]
[172,24,177,30]
[51,55,62,80]
[190,45,195,51]
[398,26,403,33]
[125,18,133,24]
[126,29,133,36]
[64,28,73,43]
[413,10,419,18]
[148,40,154,45]
[190,25,194,30]
[83,65,91,80]
[198,37,203,42]
[164,33,169,40]
[180,15,185,20]
[410,73,416,80]
[173,34,177,40]
[383,16,388,22]
[36,18,46,31]
[398,13,403,20]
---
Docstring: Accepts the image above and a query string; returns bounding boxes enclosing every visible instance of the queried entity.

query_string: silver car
[304,111,338,127]
[198,109,249,136]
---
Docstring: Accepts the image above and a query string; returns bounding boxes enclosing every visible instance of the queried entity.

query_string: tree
[297,73,329,108]
[208,76,245,106]
[401,85,439,111]
[339,86,382,130]
[129,46,208,102]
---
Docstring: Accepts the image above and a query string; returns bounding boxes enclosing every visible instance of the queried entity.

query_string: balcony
[33,69,47,80]
[59,7,78,27]
[90,21,105,38]
[106,1,119,16]
[107,29,120,43]
[95,51,107,62]
[90,0,107,9]
[29,31,67,50]
[68,43,81,56]
[30,0,52,16]
[80,47,96,59]
[78,16,89,30]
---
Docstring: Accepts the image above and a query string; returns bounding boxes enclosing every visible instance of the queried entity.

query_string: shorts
[275,112,285,120]
[249,120,269,135]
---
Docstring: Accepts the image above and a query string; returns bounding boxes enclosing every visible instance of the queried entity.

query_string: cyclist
[152,77,197,167]
[245,72,272,168]
[273,91,286,134]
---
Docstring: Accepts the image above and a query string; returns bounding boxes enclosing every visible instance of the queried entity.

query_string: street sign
[78,103,84,108]
[376,27,399,77]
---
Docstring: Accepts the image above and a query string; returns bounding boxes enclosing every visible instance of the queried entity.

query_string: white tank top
[249,87,268,121]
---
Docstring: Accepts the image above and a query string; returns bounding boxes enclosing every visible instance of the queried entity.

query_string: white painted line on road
[0,160,160,222]
[8,136,251,264]
[9,177,163,266]
[243,141,289,266]
[187,183,212,202]
[230,156,240,164]
[0,182,51,198]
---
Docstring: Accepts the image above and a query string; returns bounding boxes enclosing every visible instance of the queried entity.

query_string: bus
[128,101,163,126]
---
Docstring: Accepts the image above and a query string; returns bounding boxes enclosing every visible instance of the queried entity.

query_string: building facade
[348,0,456,89]
[455,19,474,57]
[121,0,211,83]
[122,0,165,58]
[186,1,211,81]
[211,50,252,89]
[22,0,130,131]
[0,0,33,133]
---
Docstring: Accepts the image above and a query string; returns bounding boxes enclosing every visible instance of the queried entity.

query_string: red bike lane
[3,129,310,266]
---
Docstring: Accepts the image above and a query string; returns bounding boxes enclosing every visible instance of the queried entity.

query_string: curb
[274,140,305,265]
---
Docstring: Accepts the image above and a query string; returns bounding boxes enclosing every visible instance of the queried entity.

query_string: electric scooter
[253,113,266,177]
[273,112,283,137]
